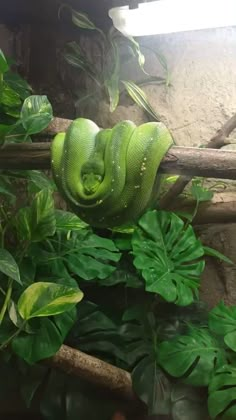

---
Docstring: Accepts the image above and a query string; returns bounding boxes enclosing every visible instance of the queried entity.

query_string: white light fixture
[109,0,236,37]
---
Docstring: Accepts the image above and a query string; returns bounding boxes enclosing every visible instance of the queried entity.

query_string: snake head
[81,158,104,195]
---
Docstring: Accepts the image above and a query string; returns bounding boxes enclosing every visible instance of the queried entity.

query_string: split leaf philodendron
[51,118,174,228]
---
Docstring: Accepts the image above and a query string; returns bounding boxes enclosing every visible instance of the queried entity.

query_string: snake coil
[51,118,173,228]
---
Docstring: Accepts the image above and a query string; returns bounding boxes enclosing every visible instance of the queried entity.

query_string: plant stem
[0,321,26,351]
[0,278,13,325]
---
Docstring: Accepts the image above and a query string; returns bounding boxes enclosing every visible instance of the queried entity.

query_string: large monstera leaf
[208,365,236,420]
[209,302,236,352]
[132,210,205,306]
[158,326,226,386]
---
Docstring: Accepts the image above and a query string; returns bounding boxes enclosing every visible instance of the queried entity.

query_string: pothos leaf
[0,249,21,284]
[12,316,71,364]
[132,210,205,306]
[17,282,83,320]
[15,188,56,242]
[191,179,213,202]
[20,95,53,135]
[158,327,226,386]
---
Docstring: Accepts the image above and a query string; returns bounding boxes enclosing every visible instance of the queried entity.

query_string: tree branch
[1,143,236,179]
[160,113,236,208]
[45,344,137,401]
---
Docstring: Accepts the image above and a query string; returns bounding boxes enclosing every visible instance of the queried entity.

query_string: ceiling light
[109,0,236,37]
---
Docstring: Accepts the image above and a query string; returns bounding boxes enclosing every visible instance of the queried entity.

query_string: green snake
[51,118,173,228]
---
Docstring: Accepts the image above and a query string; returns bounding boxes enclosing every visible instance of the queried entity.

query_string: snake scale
[51,118,173,228]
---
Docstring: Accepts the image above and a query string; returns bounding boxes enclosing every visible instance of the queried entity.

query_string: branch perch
[1,143,236,179]
[160,112,236,208]
[45,344,136,401]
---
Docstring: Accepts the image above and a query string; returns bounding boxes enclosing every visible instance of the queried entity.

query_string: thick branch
[1,143,236,179]
[45,344,136,401]
[160,112,236,208]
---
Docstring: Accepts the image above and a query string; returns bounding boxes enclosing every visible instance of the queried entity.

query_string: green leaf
[53,307,77,340]
[20,95,53,135]
[68,301,125,362]
[4,71,31,100]
[27,170,56,192]
[0,49,9,73]
[0,82,21,107]
[65,231,121,281]
[0,249,21,284]
[63,42,99,85]
[17,282,83,320]
[55,210,88,230]
[19,258,36,286]
[127,36,147,74]
[158,327,226,386]
[12,317,65,363]
[71,9,98,30]
[0,175,16,201]
[209,302,236,352]
[122,80,161,121]
[204,246,234,265]
[104,40,120,112]
[191,179,214,202]
[14,207,31,241]
[29,188,56,241]
[132,355,171,415]
[132,210,205,306]
[208,364,236,420]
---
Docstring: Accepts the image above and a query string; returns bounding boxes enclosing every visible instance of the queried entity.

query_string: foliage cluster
[0,48,235,420]
[60,6,169,120]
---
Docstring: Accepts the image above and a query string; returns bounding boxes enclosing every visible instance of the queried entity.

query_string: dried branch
[160,112,236,208]
[45,344,136,401]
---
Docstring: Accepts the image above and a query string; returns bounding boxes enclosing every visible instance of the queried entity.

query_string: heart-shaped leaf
[209,302,236,352]
[20,95,53,135]
[15,189,56,242]
[17,282,83,320]
[158,327,226,386]
[12,317,65,363]
[0,249,21,284]
[208,364,236,420]
[132,210,205,306]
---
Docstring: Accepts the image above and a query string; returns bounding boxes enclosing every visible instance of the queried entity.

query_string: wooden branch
[0,143,51,170]
[170,193,236,225]
[1,143,236,180]
[41,117,72,136]
[160,112,236,208]
[45,344,136,401]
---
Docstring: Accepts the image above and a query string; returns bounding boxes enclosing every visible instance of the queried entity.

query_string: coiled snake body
[51,118,173,228]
